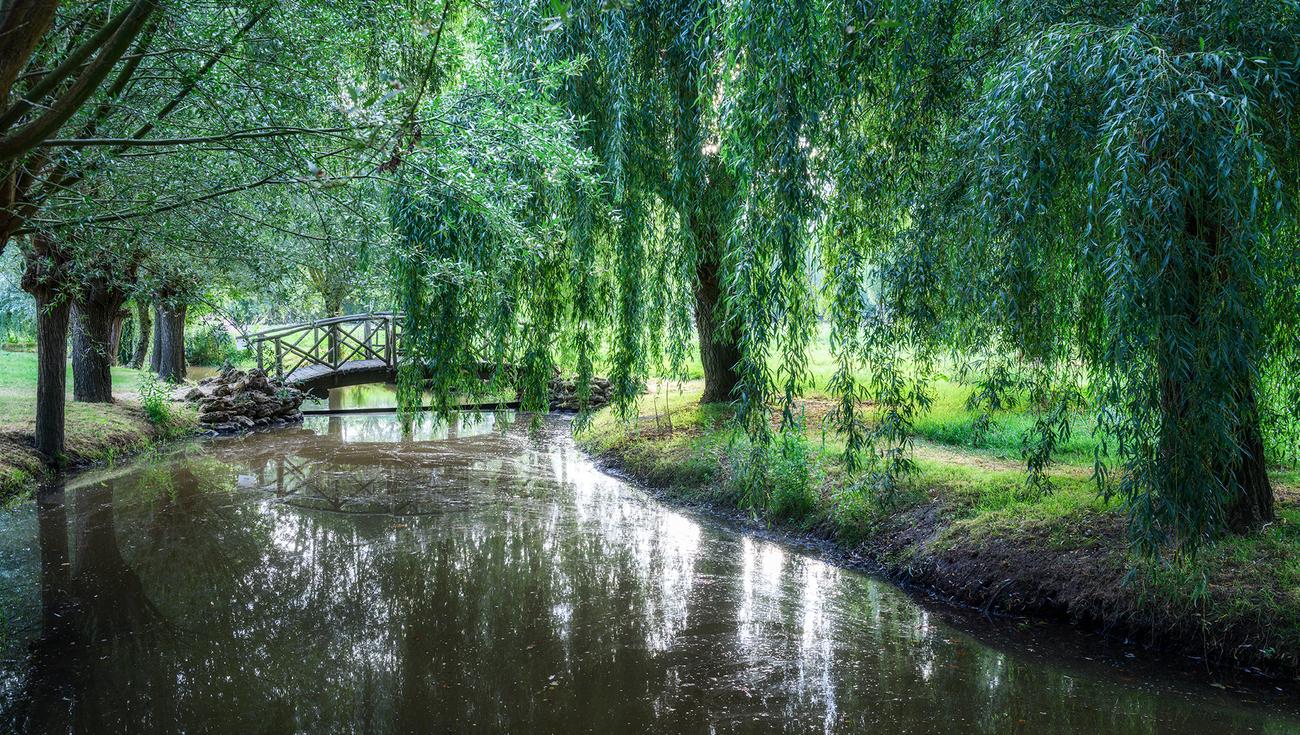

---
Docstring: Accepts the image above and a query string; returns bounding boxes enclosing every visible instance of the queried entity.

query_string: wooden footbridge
[246,312,567,413]
[248,313,402,395]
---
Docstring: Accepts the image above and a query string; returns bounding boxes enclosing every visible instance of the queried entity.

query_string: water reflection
[303,383,402,412]
[0,415,1296,733]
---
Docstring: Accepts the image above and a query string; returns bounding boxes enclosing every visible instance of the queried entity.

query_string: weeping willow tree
[391,0,1298,555]
[392,1,890,452]
[387,25,605,419]
[480,0,876,419]
[486,0,730,410]
[868,0,1300,554]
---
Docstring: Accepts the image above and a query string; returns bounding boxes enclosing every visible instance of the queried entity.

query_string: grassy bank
[0,351,198,501]
[578,380,1300,683]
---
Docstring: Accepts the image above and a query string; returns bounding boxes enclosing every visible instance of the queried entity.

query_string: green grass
[643,333,1110,467]
[0,351,197,499]
[908,380,1106,464]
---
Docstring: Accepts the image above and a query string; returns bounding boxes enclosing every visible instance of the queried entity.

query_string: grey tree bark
[21,234,71,461]
[154,302,187,382]
[70,291,124,403]
[130,301,151,369]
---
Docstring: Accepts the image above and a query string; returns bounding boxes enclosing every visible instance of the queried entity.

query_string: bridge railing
[247,313,403,379]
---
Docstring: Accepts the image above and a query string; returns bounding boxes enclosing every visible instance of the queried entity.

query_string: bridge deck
[285,359,395,392]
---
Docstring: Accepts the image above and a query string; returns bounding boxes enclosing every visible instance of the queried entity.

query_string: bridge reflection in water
[0,414,1296,733]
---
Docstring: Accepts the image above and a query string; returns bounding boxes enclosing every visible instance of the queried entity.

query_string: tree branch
[0,2,134,131]
[38,124,388,148]
[127,3,273,144]
[13,171,386,234]
[0,0,59,105]
[0,0,156,163]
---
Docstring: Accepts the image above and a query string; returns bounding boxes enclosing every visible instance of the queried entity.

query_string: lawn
[0,351,196,501]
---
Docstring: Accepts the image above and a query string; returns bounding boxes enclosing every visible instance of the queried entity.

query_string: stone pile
[548,375,613,411]
[182,367,305,434]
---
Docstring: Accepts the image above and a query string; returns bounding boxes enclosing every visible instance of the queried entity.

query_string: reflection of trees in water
[302,410,509,444]
[8,483,174,732]
[0,418,1291,733]
[209,416,525,516]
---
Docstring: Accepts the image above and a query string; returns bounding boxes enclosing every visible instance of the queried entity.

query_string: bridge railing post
[328,322,340,368]
[386,316,395,366]
[247,313,406,382]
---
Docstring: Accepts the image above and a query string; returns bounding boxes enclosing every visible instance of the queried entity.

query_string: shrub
[139,373,172,426]
[727,436,822,523]
[185,322,248,367]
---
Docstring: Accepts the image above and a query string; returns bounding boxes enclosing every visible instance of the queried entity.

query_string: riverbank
[577,381,1300,685]
[0,352,198,503]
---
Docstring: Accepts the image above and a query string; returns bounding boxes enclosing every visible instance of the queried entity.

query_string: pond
[0,399,1297,733]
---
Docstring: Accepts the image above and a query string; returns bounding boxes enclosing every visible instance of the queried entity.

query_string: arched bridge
[249,313,401,395]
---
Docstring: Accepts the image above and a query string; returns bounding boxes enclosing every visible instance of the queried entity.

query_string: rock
[180,365,305,434]
[545,374,613,411]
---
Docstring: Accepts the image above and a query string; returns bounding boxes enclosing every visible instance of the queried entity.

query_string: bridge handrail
[247,312,407,379]
[245,312,403,343]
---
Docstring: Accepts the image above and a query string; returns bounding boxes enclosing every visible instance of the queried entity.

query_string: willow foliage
[489,1,879,414]
[388,32,603,423]
[390,0,1300,554]
[870,0,1300,554]
[493,0,721,412]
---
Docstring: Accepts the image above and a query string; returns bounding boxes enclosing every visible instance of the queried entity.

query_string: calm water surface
[1,395,1297,733]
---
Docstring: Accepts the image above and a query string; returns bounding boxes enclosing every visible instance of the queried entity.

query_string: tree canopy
[388,0,1300,554]
[3,0,1297,555]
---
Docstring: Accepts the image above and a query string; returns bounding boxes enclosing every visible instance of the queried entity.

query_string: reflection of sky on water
[303,410,508,443]
[0,414,1296,734]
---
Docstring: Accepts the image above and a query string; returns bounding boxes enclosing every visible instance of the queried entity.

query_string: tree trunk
[1226,381,1273,532]
[149,304,162,373]
[324,292,345,318]
[70,272,131,402]
[694,254,741,404]
[130,301,151,369]
[155,303,187,382]
[70,300,119,403]
[691,161,742,405]
[22,235,72,462]
[108,310,127,365]
[1170,203,1274,533]
[33,292,70,460]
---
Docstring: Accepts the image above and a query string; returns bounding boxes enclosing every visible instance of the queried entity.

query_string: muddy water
[0,404,1297,733]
